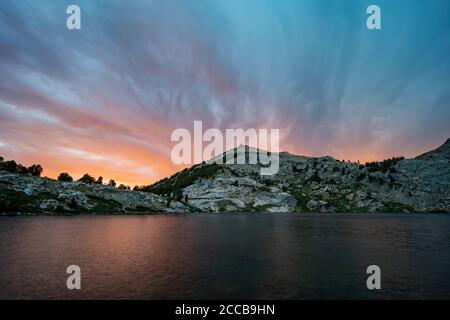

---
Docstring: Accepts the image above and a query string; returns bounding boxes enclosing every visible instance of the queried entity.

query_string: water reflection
[0,214,449,299]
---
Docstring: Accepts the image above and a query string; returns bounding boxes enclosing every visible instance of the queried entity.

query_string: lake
[1,213,450,299]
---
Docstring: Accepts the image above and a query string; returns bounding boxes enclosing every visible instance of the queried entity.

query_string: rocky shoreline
[1,139,449,215]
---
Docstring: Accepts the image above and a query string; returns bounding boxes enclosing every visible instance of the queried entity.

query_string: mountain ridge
[415,138,450,161]
[1,138,450,214]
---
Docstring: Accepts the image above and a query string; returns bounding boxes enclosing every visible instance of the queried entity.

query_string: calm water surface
[1,213,450,299]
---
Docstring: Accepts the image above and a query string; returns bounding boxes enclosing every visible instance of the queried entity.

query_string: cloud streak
[0,0,449,185]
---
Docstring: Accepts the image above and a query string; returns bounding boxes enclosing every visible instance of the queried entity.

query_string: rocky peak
[2,138,450,214]
[415,138,450,161]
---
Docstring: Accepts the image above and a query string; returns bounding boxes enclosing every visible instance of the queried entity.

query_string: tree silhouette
[79,174,95,184]
[174,189,183,201]
[58,172,73,182]
[0,160,18,173]
[28,164,43,177]
[16,164,29,175]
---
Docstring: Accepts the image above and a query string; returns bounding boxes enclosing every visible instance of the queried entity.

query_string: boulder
[58,190,93,210]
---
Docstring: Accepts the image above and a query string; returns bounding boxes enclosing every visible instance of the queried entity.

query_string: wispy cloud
[0,0,449,184]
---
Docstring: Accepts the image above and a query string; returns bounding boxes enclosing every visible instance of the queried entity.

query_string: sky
[0,0,449,186]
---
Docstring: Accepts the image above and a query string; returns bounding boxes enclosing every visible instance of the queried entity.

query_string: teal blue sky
[0,0,449,182]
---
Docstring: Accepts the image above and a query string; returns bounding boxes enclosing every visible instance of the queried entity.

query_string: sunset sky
[1,0,450,186]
